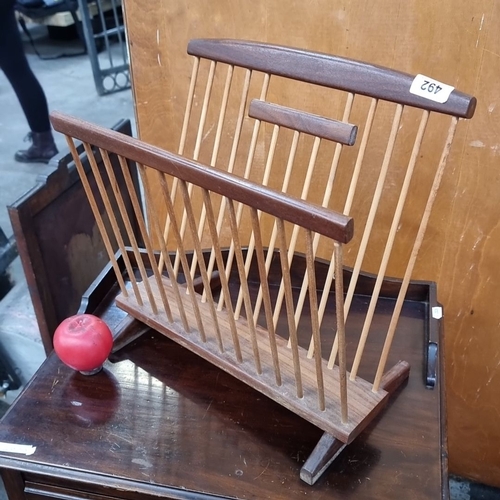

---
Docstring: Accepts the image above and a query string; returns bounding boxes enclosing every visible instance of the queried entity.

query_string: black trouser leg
[0,5,51,133]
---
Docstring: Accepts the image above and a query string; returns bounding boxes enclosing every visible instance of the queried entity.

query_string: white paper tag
[432,306,443,320]
[410,74,454,104]
[0,442,36,456]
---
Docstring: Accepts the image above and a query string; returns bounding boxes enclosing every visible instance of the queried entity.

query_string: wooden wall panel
[123,0,500,487]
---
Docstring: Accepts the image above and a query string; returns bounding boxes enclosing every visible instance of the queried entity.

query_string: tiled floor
[0,20,499,500]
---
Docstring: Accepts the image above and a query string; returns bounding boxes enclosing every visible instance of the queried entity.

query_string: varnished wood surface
[0,290,445,498]
[188,39,476,118]
[50,112,353,245]
[248,100,358,145]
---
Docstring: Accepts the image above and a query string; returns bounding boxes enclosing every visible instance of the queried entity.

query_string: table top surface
[0,297,445,500]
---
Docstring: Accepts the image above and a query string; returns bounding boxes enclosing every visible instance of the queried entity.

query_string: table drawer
[23,474,220,500]
[25,481,118,500]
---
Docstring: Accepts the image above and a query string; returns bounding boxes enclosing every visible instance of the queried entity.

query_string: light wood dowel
[277,218,303,398]
[217,72,271,312]
[307,98,379,359]
[334,242,348,423]
[201,189,242,361]
[116,155,179,325]
[173,60,217,277]
[100,150,164,315]
[196,69,252,305]
[293,93,354,338]
[250,208,281,385]
[313,99,377,358]
[64,136,128,297]
[328,103,404,369]
[252,130,300,322]
[82,142,144,307]
[179,179,224,352]
[344,98,378,215]
[350,110,429,379]
[154,172,191,330]
[193,60,217,159]
[159,56,200,273]
[153,167,207,341]
[306,229,325,411]
[179,56,200,156]
[191,65,235,287]
[234,123,280,318]
[272,135,321,329]
[226,199,261,374]
[372,116,459,391]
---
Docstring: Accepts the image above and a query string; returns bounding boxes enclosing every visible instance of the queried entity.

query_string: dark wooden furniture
[46,35,476,481]
[42,37,475,486]
[0,254,447,499]
[8,118,139,354]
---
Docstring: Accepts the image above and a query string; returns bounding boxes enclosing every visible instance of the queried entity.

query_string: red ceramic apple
[54,314,113,375]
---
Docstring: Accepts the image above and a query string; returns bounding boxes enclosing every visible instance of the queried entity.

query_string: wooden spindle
[272,135,322,329]
[173,60,218,277]
[234,123,280,318]
[226,199,262,374]
[277,93,355,334]
[190,64,235,284]
[344,98,378,215]
[328,103,404,369]
[217,72,271,312]
[250,208,281,385]
[82,142,145,308]
[196,69,252,302]
[193,60,217,159]
[179,179,224,353]
[334,242,348,423]
[159,56,200,273]
[116,155,179,325]
[179,56,200,156]
[180,66,252,300]
[153,166,207,342]
[64,136,128,297]
[350,109,429,379]
[252,130,300,322]
[292,93,354,337]
[372,116,459,392]
[305,229,325,411]
[100,150,161,315]
[153,171,191,330]
[276,218,303,398]
[307,98,379,358]
[202,188,242,361]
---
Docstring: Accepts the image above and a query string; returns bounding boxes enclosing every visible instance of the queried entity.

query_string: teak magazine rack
[50,39,475,484]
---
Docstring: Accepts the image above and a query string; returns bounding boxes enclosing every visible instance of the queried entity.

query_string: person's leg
[0,4,57,163]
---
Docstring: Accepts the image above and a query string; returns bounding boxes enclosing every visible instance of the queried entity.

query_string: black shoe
[14,131,58,164]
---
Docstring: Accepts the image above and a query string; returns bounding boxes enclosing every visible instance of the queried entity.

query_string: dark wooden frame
[8,119,140,354]
[188,39,476,118]
[49,112,353,244]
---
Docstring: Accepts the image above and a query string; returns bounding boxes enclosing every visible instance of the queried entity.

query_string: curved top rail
[50,111,353,244]
[188,39,476,119]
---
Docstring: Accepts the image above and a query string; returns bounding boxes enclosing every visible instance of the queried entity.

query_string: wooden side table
[0,291,447,499]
